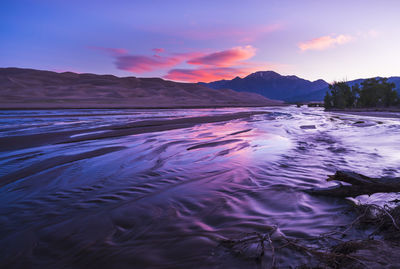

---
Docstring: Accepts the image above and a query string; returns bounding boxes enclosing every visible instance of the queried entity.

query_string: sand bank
[0,111,270,152]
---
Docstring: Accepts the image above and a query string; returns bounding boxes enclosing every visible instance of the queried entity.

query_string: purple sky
[1,0,399,82]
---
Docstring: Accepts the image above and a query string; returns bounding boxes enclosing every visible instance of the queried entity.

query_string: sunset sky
[1,0,400,83]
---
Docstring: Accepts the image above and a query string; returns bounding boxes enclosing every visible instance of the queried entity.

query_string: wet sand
[332,111,400,119]
[328,109,400,119]
[0,111,270,152]
[0,146,126,188]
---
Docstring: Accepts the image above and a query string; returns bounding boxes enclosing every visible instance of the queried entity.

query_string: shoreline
[326,107,400,112]
[0,103,287,110]
[325,108,400,119]
[0,111,271,152]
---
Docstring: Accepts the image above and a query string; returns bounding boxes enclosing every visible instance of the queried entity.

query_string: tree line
[324,78,399,109]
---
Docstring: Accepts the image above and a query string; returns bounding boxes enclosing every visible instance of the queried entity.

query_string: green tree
[324,78,398,109]
[379,78,398,107]
[324,91,333,108]
[359,78,378,107]
[351,84,361,107]
[327,81,352,109]
[359,78,398,107]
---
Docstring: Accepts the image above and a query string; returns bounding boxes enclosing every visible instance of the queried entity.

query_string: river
[0,106,399,268]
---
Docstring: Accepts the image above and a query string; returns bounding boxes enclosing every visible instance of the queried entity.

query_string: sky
[1,0,400,83]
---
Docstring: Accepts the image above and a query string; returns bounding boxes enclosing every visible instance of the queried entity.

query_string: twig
[373,204,400,231]
[266,233,276,268]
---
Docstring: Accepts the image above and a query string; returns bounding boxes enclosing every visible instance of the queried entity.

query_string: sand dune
[0,68,283,109]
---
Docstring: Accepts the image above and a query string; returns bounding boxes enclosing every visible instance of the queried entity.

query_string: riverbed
[1,106,399,268]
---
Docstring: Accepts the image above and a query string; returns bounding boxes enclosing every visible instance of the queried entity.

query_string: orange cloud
[298,34,354,51]
[164,46,266,82]
[164,67,259,82]
[187,46,256,67]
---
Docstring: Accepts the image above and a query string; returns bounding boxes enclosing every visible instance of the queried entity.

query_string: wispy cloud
[114,52,207,73]
[92,47,202,73]
[164,46,261,82]
[164,61,283,83]
[187,46,256,67]
[357,29,379,39]
[152,48,165,53]
[88,46,128,56]
[164,67,259,82]
[115,55,183,73]
[298,34,354,51]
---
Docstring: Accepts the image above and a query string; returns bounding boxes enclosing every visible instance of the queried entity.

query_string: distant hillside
[201,71,329,102]
[287,77,400,102]
[0,68,283,109]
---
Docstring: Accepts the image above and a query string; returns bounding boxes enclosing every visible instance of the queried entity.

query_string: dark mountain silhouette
[202,71,400,102]
[201,71,329,101]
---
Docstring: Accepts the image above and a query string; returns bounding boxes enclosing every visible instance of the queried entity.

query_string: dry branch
[306,171,400,198]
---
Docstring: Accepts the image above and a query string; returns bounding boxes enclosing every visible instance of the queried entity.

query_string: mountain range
[0,68,282,109]
[201,71,400,102]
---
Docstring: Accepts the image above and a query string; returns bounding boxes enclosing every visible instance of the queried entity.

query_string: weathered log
[306,171,400,198]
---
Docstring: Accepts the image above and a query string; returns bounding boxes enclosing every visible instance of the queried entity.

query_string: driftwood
[306,170,400,197]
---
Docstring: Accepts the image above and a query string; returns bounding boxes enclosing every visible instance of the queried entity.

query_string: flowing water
[0,106,400,268]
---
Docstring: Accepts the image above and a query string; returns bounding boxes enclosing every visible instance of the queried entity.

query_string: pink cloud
[164,66,260,83]
[298,34,354,51]
[163,46,270,82]
[92,46,206,73]
[115,55,183,73]
[152,48,165,53]
[366,29,379,38]
[357,29,379,39]
[187,46,256,67]
[114,51,204,73]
